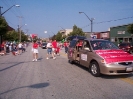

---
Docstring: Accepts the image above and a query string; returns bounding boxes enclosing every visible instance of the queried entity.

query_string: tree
[4,30,19,41]
[0,17,8,36]
[21,31,28,42]
[55,32,63,41]
[127,24,133,34]
[68,25,85,36]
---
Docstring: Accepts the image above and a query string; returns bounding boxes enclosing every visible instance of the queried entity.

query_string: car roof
[67,36,86,41]
[85,38,109,42]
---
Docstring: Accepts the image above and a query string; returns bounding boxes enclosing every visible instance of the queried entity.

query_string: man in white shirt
[18,42,22,55]
[46,40,56,59]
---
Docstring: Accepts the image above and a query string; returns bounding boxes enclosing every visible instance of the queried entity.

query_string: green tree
[68,25,85,36]
[127,24,133,34]
[4,30,19,41]
[0,17,8,36]
[55,32,62,41]
[21,31,28,42]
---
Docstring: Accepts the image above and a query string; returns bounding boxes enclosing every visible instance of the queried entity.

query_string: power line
[82,16,133,29]
[94,16,133,24]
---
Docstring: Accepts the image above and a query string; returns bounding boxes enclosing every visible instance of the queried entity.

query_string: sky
[0,0,133,38]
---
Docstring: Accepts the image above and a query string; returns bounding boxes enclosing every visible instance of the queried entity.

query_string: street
[0,44,133,99]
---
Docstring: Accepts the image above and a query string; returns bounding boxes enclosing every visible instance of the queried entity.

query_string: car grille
[118,62,132,66]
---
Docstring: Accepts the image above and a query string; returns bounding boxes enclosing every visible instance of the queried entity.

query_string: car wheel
[89,61,100,77]
[129,50,133,54]
[68,60,74,64]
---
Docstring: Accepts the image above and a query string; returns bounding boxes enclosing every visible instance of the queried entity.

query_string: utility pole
[0,6,3,17]
[17,16,23,42]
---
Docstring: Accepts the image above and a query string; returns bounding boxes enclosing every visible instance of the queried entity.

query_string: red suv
[118,42,133,54]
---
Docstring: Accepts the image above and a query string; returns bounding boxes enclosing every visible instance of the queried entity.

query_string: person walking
[17,42,22,55]
[0,41,5,55]
[64,41,69,54]
[52,40,57,55]
[56,42,60,55]
[32,40,39,61]
[46,40,56,59]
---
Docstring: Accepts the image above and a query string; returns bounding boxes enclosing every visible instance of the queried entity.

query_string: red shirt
[77,41,83,46]
[64,42,69,47]
[52,41,57,48]
[1,43,4,48]
[33,43,38,49]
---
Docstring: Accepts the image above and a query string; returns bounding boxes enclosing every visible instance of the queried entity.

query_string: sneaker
[32,59,35,61]
[46,57,49,59]
[53,57,56,59]
[35,59,37,61]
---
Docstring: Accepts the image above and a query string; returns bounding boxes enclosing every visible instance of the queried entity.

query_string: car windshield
[90,40,119,50]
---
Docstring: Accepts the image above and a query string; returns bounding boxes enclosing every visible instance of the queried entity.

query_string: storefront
[110,23,133,45]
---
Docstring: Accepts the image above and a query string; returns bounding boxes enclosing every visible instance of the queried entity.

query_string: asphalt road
[0,44,133,99]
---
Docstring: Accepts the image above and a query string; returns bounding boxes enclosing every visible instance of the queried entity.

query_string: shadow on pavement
[0,82,50,95]
[38,57,43,61]
[0,62,24,72]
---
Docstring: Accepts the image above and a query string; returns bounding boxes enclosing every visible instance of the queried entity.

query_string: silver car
[68,37,133,77]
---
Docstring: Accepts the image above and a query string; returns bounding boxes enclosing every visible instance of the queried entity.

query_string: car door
[79,40,92,67]
[68,39,78,61]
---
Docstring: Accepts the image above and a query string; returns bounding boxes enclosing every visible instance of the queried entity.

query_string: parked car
[41,42,47,49]
[118,42,133,54]
[67,36,133,77]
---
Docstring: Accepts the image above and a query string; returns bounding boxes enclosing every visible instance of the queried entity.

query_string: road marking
[120,78,133,85]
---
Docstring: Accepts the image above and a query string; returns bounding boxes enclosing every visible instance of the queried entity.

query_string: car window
[69,40,77,48]
[83,41,91,48]
[90,40,119,50]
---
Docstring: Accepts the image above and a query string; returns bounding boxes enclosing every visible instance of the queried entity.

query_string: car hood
[95,49,133,64]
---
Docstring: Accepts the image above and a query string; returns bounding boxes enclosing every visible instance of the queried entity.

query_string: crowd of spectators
[0,41,28,56]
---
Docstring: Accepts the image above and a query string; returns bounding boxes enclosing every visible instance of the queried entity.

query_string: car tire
[68,60,74,64]
[89,61,101,77]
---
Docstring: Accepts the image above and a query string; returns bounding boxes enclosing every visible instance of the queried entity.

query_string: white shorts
[52,48,55,51]
[33,49,39,53]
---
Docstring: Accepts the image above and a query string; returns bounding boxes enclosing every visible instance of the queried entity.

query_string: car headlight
[101,59,106,63]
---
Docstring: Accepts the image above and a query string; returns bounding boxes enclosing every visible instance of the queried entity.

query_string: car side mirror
[84,47,90,51]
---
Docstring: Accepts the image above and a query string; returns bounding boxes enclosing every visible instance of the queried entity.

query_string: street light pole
[19,24,27,42]
[0,5,20,17]
[79,12,94,34]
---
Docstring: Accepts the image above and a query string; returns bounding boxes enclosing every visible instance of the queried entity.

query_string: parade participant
[0,41,5,55]
[32,40,39,61]
[64,41,69,54]
[52,40,57,55]
[17,42,22,55]
[56,42,60,55]
[46,40,56,59]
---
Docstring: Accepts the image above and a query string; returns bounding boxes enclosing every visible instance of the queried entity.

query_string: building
[59,29,73,36]
[93,31,110,40]
[109,23,133,45]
